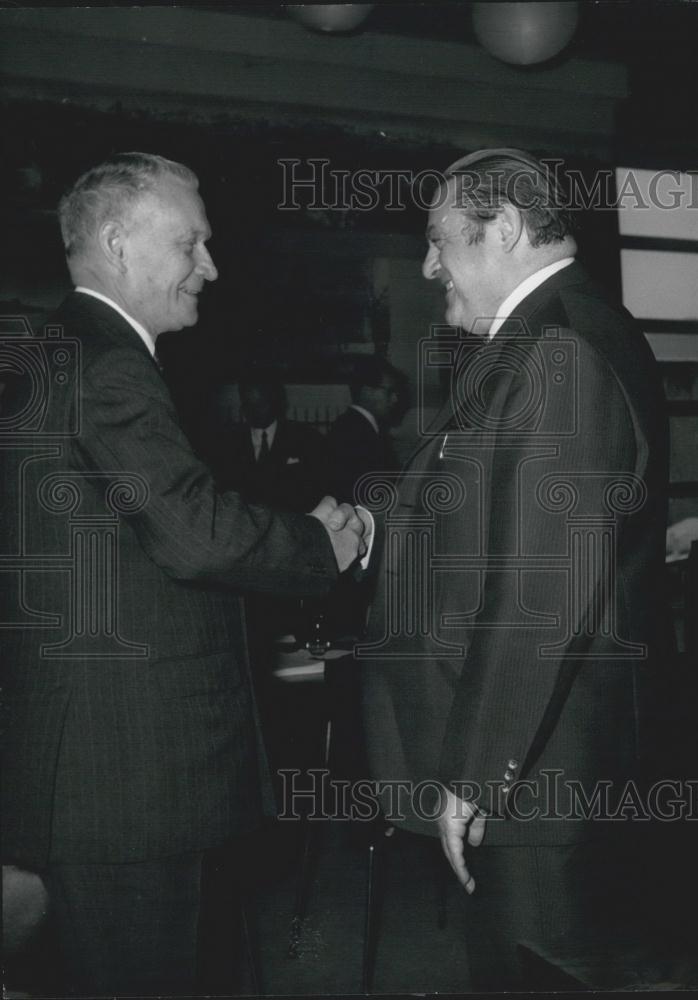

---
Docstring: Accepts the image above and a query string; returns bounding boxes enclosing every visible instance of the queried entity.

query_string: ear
[496,203,524,253]
[98,221,128,274]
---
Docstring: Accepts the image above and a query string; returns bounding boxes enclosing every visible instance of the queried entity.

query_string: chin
[445,307,465,329]
[177,309,198,329]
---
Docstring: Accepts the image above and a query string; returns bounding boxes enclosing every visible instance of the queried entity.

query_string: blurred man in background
[210,371,327,513]
[327,355,404,505]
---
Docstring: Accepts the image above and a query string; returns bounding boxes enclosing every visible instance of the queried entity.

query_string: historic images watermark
[278,769,698,824]
[278,158,698,214]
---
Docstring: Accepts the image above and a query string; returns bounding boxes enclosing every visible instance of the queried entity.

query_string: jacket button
[507,759,519,771]
[504,770,515,782]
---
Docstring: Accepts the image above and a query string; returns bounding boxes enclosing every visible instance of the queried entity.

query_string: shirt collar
[250,421,278,446]
[75,286,156,357]
[350,404,379,435]
[488,258,575,341]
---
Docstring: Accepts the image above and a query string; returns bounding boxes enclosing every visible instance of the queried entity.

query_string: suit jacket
[1,292,337,865]
[360,262,669,845]
[323,407,397,638]
[210,419,327,513]
[327,406,396,505]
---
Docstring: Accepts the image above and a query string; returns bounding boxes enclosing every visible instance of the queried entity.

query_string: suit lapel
[398,263,588,509]
[242,428,256,466]
[403,332,508,472]
[404,261,589,472]
[269,422,288,466]
[66,291,162,375]
[67,291,149,351]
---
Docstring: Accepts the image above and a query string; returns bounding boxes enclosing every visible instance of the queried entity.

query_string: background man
[327,355,404,505]
[209,371,327,513]
[325,356,406,639]
[1,152,366,995]
[207,372,330,731]
[360,148,670,989]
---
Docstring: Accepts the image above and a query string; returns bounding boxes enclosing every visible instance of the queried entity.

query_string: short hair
[443,148,574,248]
[349,356,401,403]
[237,371,287,416]
[58,152,198,259]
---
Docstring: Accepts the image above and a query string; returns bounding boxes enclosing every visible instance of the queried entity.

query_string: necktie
[258,430,270,463]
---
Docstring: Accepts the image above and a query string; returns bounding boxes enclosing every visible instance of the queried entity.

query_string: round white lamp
[472,2,579,66]
[287,4,374,33]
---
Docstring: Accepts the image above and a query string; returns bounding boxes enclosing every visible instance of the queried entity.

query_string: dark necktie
[258,430,270,463]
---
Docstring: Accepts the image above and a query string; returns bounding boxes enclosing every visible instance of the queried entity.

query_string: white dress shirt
[349,404,379,435]
[75,287,156,357]
[488,257,574,340]
[250,421,278,460]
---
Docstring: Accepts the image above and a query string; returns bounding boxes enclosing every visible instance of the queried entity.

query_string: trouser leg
[45,851,204,996]
[462,837,654,991]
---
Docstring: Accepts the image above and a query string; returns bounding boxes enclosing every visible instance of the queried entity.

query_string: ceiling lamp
[287,4,374,34]
[472,2,579,66]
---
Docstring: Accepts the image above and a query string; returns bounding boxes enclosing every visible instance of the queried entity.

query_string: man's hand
[355,506,374,556]
[666,517,698,563]
[310,496,367,573]
[437,786,487,894]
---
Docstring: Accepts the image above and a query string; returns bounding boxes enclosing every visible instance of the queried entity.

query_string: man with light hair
[2,152,367,994]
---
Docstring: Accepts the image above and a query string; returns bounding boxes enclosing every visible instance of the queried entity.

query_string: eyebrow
[178,228,211,242]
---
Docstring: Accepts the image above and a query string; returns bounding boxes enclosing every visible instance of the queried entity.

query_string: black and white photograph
[2,2,697,996]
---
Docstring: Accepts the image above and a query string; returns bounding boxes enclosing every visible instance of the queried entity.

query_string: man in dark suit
[327,356,403,505]
[211,373,327,513]
[324,358,404,641]
[1,152,367,995]
[360,149,669,988]
[208,374,330,707]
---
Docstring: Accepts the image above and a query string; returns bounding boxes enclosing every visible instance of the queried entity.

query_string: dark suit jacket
[210,419,327,513]
[360,262,669,845]
[1,292,337,865]
[323,407,397,638]
[326,406,396,505]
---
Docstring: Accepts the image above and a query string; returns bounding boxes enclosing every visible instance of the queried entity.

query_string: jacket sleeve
[73,346,338,596]
[437,332,643,799]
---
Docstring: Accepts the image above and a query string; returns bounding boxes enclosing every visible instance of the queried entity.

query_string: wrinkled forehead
[131,177,209,233]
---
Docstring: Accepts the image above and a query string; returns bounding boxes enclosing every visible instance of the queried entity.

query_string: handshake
[310,496,373,573]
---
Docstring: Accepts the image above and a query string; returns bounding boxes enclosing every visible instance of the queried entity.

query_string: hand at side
[437,786,487,894]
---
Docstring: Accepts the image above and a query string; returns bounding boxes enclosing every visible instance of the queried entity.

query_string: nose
[196,245,218,283]
[422,243,440,281]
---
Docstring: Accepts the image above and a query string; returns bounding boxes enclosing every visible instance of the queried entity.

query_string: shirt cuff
[356,506,375,569]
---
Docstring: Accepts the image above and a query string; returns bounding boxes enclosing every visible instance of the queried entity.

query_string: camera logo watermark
[0,320,81,436]
[1,317,150,658]
[353,318,646,661]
